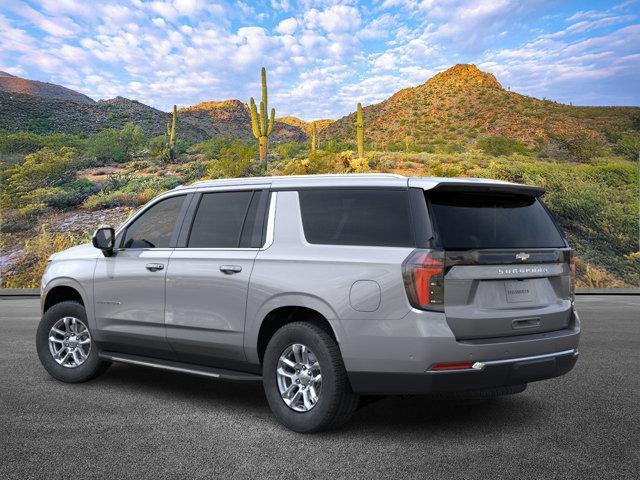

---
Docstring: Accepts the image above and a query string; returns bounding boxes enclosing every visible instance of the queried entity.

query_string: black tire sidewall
[36,301,105,383]
[262,322,347,433]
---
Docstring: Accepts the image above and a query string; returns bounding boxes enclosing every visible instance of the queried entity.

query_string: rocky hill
[0,74,306,143]
[321,64,640,149]
[0,92,305,143]
[277,116,334,135]
[179,100,306,142]
[0,91,209,141]
[0,71,94,104]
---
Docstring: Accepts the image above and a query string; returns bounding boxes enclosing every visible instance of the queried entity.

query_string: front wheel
[36,301,110,383]
[262,322,359,433]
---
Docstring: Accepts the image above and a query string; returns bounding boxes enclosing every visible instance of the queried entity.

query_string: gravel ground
[1,295,638,479]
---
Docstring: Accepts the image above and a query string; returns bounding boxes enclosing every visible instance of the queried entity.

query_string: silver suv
[37,174,580,432]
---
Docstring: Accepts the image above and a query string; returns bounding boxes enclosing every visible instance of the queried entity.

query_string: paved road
[1,296,638,479]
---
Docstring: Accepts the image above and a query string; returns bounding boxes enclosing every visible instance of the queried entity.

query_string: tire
[36,301,110,383]
[262,321,359,433]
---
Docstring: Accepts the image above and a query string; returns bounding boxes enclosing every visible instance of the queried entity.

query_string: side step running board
[99,352,262,383]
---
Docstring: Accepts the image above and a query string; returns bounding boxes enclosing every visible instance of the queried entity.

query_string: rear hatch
[425,184,573,340]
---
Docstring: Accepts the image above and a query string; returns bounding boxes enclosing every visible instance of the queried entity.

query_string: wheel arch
[254,303,342,365]
[42,280,88,314]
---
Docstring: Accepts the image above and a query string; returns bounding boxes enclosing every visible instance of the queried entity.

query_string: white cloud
[276,17,298,35]
[305,5,361,33]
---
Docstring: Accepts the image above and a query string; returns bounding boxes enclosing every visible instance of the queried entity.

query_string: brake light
[402,249,445,310]
[569,249,576,300]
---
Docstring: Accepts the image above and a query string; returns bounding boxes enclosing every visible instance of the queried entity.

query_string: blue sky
[0,0,638,120]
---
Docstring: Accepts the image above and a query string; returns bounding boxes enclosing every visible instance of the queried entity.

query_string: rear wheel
[262,322,359,433]
[36,301,110,383]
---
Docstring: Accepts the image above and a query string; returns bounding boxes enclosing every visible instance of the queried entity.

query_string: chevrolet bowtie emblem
[515,252,530,261]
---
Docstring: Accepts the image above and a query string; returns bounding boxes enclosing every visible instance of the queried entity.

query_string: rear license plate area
[505,280,534,303]
[510,357,557,382]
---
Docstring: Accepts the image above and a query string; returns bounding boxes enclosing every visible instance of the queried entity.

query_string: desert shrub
[27,117,54,134]
[615,133,640,160]
[0,203,47,233]
[149,135,189,162]
[103,173,133,192]
[82,191,148,210]
[275,141,306,160]
[88,123,144,163]
[0,147,80,209]
[30,179,99,209]
[1,227,87,288]
[574,257,629,288]
[205,140,256,178]
[281,151,338,175]
[554,132,603,162]
[148,135,167,157]
[0,131,87,154]
[175,160,206,183]
[477,136,529,156]
[431,163,465,177]
[192,136,248,159]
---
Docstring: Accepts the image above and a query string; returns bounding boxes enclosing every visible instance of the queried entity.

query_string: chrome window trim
[261,191,277,250]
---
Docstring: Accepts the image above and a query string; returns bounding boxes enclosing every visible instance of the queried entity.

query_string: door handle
[145,263,164,272]
[220,265,242,274]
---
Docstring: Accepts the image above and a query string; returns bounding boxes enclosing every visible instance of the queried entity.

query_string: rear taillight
[402,249,445,311]
[569,249,576,300]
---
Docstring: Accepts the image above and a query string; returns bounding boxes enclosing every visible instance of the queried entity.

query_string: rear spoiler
[429,181,545,197]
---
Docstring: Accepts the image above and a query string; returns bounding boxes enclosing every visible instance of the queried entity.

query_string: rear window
[298,189,414,247]
[428,192,565,250]
[188,191,254,248]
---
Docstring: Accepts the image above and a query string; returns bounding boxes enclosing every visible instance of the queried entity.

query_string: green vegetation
[249,67,275,167]
[88,123,144,162]
[478,136,529,156]
[0,131,87,155]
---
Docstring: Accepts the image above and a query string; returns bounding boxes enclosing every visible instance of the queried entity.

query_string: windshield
[427,192,565,250]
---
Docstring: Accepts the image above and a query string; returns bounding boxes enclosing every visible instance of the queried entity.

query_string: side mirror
[92,226,115,256]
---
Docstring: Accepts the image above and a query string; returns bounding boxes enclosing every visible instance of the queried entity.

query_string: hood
[49,243,99,262]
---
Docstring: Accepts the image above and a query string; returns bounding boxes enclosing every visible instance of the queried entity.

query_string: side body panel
[165,249,258,366]
[244,190,415,367]
[93,249,174,358]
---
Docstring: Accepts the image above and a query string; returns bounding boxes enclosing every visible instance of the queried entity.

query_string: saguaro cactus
[355,102,364,160]
[165,104,177,161]
[250,67,275,167]
[310,122,317,152]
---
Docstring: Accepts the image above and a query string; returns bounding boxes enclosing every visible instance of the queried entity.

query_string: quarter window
[298,189,414,247]
[187,191,255,248]
[122,195,186,249]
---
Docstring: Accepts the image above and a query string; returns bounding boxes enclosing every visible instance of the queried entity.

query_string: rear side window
[188,191,254,248]
[123,195,185,249]
[428,192,565,250]
[298,189,414,247]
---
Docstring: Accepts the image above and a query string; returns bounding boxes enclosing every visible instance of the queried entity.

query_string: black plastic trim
[348,353,577,395]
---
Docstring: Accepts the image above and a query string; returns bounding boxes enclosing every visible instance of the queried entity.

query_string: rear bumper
[348,348,578,395]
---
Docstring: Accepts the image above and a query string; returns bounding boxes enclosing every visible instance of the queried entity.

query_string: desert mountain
[0,71,94,104]
[321,64,639,148]
[0,72,306,143]
[179,100,306,142]
[277,116,334,135]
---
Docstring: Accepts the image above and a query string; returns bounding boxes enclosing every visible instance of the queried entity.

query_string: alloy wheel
[48,317,91,368]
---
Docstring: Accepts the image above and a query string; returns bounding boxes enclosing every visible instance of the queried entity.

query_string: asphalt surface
[1,296,638,479]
